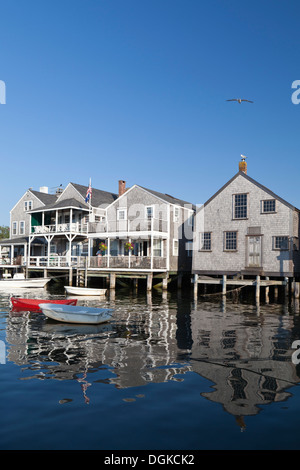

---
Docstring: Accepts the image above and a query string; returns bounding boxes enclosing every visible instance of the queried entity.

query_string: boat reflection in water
[5,290,300,427]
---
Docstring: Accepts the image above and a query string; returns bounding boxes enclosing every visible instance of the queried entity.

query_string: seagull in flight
[226,98,253,103]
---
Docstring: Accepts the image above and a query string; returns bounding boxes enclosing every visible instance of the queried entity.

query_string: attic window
[24,201,32,211]
[262,199,276,213]
[233,194,247,219]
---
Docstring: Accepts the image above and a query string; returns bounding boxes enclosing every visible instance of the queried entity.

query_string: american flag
[85,179,92,203]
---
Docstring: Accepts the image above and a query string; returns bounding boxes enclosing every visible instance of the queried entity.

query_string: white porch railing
[27,255,167,270]
[31,223,88,234]
[88,217,168,234]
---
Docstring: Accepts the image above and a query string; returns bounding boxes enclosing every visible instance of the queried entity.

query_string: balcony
[88,217,168,234]
[31,223,88,235]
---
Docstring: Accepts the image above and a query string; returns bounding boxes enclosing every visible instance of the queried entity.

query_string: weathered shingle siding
[10,191,45,239]
[57,184,84,204]
[192,174,299,276]
[106,186,193,272]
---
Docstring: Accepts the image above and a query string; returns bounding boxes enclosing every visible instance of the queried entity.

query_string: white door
[247,236,261,267]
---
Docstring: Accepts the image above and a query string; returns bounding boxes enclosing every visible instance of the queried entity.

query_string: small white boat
[64,286,107,296]
[39,303,113,324]
[0,273,50,289]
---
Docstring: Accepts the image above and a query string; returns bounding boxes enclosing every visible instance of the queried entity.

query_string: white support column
[150,218,153,270]
[107,238,110,268]
[222,275,227,295]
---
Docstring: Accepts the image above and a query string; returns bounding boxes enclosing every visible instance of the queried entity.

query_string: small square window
[262,199,276,213]
[273,236,289,250]
[117,209,127,220]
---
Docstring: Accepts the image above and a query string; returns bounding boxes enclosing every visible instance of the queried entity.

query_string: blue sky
[1,0,300,226]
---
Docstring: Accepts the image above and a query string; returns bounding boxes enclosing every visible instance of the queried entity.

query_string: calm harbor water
[0,282,300,451]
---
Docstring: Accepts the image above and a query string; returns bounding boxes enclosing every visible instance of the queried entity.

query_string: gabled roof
[28,183,119,213]
[204,171,299,211]
[29,190,58,206]
[70,183,118,207]
[140,186,194,209]
[30,197,90,213]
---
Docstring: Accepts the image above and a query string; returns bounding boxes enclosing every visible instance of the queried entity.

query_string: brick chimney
[239,155,247,174]
[118,180,126,197]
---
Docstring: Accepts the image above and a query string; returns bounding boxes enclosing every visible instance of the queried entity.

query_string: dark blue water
[0,286,300,450]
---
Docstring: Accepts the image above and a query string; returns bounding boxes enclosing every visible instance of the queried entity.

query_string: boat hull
[64,286,107,296]
[39,303,113,324]
[11,297,77,311]
[0,278,50,289]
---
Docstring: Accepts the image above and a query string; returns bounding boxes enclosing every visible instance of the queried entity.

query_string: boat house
[192,158,300,300]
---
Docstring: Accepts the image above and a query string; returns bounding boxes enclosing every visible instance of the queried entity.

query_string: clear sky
[1,0,300,226]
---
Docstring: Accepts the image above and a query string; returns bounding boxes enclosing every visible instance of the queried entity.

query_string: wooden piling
[222,275,227,295]
[147,273,153,291]
[193,274,198,297]
[256,275,260,301]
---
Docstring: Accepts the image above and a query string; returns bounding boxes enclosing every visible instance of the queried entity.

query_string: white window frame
[19,220,25,235]
[12,221,18,235]
[153,239,163,257]
[117,208,127,220]
[24,200,32,211]
[174,207,180,222]
[145,205,154,220]
[173,239,179,256]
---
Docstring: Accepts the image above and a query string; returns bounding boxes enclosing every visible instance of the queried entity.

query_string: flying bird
[226,98,253,103]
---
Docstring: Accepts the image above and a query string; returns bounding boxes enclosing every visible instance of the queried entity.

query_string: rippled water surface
[0,284,300,450]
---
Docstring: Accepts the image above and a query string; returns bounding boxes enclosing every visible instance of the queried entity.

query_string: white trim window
[173,239,179,256]
[117,208,127,220]
[153,239,162,257]
[146,205,154,219]
[19,221,25,235]
[12,221,17,235]
[24,200,32,211]
[174,207,180,222]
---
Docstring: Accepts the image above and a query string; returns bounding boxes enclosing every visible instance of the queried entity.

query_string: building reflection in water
[5,293,300,426]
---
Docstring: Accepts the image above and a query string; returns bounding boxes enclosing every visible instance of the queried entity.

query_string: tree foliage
[0,226,9,239]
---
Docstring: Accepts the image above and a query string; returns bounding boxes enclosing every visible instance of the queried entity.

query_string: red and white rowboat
[11,297,77,311]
